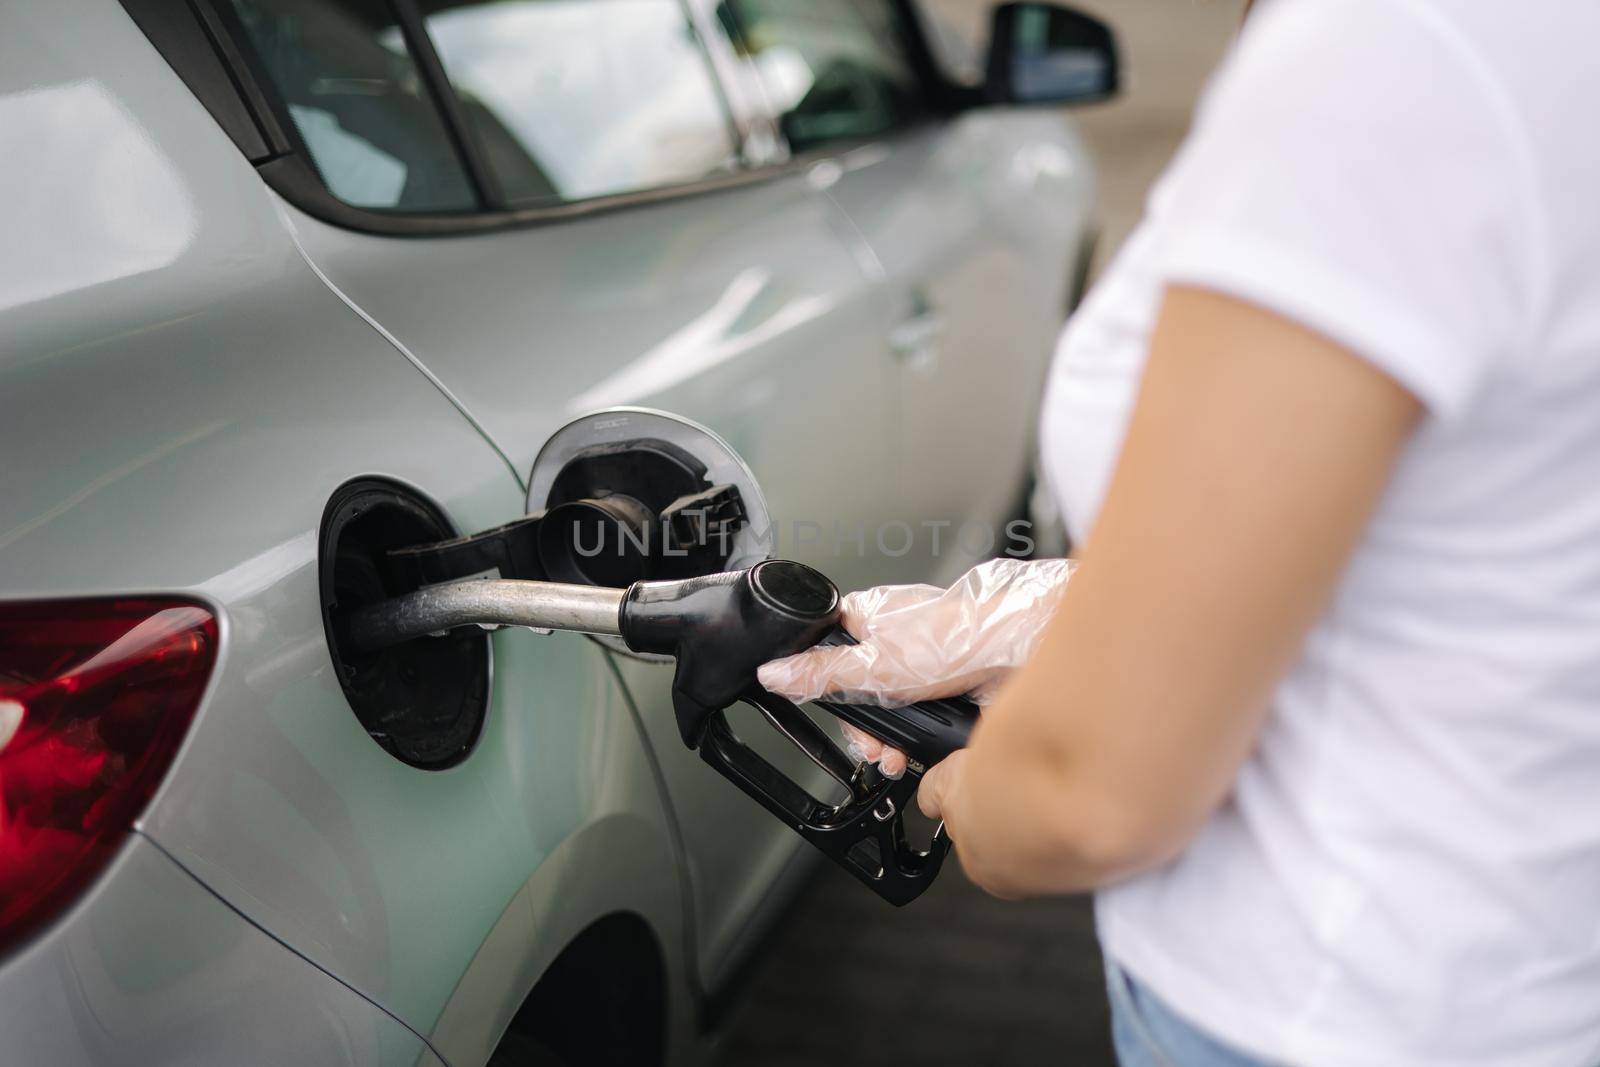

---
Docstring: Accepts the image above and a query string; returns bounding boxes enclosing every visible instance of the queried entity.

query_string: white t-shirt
[1039,1,1600,1064]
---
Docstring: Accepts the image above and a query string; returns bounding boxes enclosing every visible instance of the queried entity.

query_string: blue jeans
[1106,959,1272,1067]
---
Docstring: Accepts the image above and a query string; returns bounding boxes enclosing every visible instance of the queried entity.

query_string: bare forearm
[938,719,1135,897]
[937,574,1233,896]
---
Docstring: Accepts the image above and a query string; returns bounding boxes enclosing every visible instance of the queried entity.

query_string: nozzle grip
[810,630,979,768]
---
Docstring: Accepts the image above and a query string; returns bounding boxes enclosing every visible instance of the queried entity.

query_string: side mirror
[984,2,1119,106]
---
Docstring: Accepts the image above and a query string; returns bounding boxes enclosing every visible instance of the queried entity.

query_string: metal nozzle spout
[343,579,626,653]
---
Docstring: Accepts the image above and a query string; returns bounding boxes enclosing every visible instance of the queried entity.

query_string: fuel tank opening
[319,479,489,769]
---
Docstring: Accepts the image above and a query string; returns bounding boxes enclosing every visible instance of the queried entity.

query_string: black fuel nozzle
[620,560,979,906]
[620,560,840,746]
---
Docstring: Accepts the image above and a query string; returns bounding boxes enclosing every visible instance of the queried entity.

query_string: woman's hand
[756,557,1077,776]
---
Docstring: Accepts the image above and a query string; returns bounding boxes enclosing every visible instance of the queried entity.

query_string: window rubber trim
[117,0,289,162]
[253,132,943,237]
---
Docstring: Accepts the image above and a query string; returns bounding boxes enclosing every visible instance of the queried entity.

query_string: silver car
[0,0,1108,1062]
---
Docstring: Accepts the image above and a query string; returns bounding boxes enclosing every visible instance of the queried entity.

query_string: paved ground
[713,4,1242,1064]
[712,841,1116,1067]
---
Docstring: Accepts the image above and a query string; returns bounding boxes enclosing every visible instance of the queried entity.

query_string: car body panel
[426,803,693,1066]
[277,167,902,989]
[274,175,902,583]
[0,0,689,1054]
[814,112,1094,585]
[1,834,440,1067]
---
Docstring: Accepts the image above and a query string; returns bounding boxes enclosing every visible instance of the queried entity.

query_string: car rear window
[229,0,479,212]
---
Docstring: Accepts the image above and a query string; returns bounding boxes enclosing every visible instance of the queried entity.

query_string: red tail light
[0,598,218,956]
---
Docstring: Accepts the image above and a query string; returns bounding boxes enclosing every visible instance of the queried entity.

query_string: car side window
[229,0,478,212]
[414,0,740,206]
[716,0,926,154]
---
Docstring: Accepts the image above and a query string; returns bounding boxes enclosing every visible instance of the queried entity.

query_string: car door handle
[888,306,944,370]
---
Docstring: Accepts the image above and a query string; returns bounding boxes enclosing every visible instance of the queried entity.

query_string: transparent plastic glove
[757,557,1077,777]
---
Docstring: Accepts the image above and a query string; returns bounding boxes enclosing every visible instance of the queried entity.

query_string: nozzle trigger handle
[713,687,954,907]
[810,630,979,769]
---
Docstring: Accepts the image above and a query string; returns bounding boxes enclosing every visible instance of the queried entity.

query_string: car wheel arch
[489,912,667,1067]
